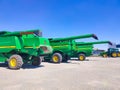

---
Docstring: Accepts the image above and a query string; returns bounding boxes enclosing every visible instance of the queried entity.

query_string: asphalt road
[0,57,120,90]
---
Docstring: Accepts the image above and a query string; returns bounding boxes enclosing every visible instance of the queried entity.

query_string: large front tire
[32,56,42,66]
[8,54,23,70]
[51,53,62,63]
[111,52,117,58]
[78,54,86,61]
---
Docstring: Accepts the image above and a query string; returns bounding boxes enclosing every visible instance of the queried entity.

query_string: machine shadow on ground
[70,59,89,61]
[43,59,90,65]
[22,64,44,69]
[0,63,8,67]
[0,63,44,70]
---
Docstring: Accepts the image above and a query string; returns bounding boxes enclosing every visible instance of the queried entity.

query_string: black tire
[78,54,86,61]
[32,56,42,66]
[51,53,62,63]
[117,52,120,57]
[8,54,23,70]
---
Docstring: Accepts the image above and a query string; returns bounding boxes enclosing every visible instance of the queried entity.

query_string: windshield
[110,48,119,52]
[115,49,119,52]
[34,30,42,37]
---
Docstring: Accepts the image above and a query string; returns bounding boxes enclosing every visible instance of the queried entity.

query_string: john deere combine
[45,34,98,63]
[0,30,52,69]
[75,41,112,60]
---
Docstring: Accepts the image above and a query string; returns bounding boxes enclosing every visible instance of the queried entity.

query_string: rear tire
[8,54,23,70]
[117,52,120,57]
[111,52,117,58]
[78,54,86,61]
[32,56,42,66]
[51,53,62,63]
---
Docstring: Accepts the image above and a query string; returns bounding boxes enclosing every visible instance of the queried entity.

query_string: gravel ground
[0,57,120,90]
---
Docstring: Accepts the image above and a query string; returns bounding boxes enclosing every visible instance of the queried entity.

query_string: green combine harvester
[75,41,112,60]
[0,30,52,69]
[45,34,98,63]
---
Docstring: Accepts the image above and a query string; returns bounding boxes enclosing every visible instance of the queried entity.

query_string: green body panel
[0,54,8,62]
[71,45,93,57]
[0,30,52,63]
[74,41,112,57]
[46,39,111,61]
[50,40,75,56]
[0,36,20,52]
[45,34,98,60]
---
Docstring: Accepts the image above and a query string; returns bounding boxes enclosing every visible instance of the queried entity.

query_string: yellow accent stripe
[24,46,39,48]
[0,46,16,48]
[52,45,92,49]
[52,45,68,48]
[77,48,92,49]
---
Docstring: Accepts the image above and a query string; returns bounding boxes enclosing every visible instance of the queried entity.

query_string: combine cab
[45,34,98,63]
[0,30,52,69]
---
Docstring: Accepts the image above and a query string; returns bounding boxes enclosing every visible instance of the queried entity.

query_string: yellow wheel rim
[112,53,117,57]
[9,58,17,67]
[118,53,120,57]
[79,56,84,61]
[53,55,59,63]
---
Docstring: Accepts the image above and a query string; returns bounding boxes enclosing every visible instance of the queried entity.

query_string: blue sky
[0,0,120,50]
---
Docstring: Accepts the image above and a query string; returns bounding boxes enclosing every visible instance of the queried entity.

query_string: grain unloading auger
[76,41,112,46]
[49,34,98,41]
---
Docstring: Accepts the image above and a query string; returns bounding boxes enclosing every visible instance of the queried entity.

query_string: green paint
[75,41,112,57]
[0,30,52,64]
[100,48,120,57]
[45,34,99,62]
